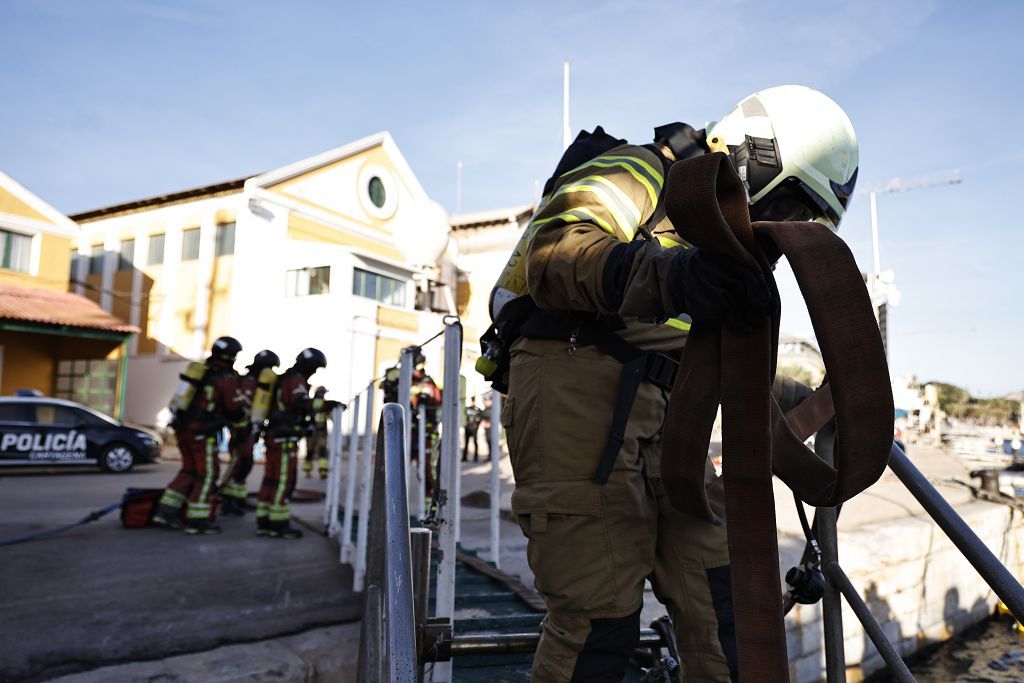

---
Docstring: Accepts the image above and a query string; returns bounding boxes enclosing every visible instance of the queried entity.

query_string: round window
[358,164,398,219]
[368,176,386,209]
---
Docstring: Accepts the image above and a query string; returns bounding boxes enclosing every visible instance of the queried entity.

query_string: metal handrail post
[814,422,845,681]
[433,320,462,683]
[324,403,346,535]
[888,442,1024,621]
[417,403,426,519]
[322,410,337,531]
[356,404,417,682]
[822,562,915,683]
[340,393,361,564]
[354,385,376,592]
[399,348,414,513]
[410,526,432,682]
[489,392,502,568]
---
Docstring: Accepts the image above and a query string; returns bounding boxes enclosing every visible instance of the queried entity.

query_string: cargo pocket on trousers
[505,349,545,482]
[513,483,617,614]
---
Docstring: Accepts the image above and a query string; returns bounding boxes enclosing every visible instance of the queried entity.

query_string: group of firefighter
[151,339,338,540]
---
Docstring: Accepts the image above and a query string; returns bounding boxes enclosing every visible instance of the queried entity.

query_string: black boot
[256,516,272,537]
[270,520,303,540]
[184,519,222,536]
[152,503,184,530]
[221,497,245,517]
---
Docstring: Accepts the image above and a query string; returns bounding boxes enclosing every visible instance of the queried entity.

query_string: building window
[368,177,386,208]
[181,228,200,261]
[88,244,104,276]
[69,248,78,278]
[353,267,406,307]
[0,229,32,273]
[286,266,331,296]
[148,234,165,265]
[118,239,135,270]
[215,222,235,257]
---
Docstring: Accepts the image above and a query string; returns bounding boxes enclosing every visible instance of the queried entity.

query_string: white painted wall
[123,355,189,428]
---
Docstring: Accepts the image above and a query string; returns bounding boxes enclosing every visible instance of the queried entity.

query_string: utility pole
[859,170,962,358]
[562,59,571,151]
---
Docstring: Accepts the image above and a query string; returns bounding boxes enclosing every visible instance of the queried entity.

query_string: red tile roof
[0,284,138,335]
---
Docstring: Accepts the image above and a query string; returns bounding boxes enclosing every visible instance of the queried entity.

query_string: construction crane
[857,170,963,356]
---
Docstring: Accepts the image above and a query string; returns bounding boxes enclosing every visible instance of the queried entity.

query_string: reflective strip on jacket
[525,143,692,352]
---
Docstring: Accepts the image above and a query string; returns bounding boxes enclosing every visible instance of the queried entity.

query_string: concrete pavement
[0,460,360,682]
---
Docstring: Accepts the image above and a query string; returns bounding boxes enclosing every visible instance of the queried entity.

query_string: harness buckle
[644,352,679,391]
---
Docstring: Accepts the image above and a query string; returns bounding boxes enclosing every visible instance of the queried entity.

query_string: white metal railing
[354,381,376,591]
[489,392,502,568]
[323,403,346,536]
[339,392,361,563]
[416,402,426,519]
[398,348,414,517]
[355,403,418,682]
[321,318,515,683]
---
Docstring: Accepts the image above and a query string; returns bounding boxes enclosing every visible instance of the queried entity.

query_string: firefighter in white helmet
[707,84,858,230]
[486,85,858,681]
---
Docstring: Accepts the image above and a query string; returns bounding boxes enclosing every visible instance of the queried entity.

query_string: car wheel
[100,443,136,473]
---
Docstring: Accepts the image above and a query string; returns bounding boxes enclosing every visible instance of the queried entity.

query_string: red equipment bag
[120,488,163,528]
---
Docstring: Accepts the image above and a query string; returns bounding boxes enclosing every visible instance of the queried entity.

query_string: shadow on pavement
[0,472,359,682]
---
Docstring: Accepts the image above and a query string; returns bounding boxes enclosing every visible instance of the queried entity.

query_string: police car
[0,396,161,472]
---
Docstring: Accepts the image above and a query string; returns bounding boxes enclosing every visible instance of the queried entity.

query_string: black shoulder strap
[542,126,628,197]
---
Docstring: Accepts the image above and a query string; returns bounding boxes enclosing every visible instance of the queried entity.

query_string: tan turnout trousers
[506,338,735,682]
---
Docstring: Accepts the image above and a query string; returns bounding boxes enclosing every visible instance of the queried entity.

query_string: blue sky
[4,0,1022,395]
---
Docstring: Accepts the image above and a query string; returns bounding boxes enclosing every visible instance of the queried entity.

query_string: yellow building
[0,171,137,417]
[70,133,458,427]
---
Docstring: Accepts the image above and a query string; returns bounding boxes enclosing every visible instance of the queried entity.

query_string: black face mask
[750,177,840,230]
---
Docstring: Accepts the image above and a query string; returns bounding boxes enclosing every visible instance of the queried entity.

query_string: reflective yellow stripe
[553,184,632,239]
[665,317,691,331]
[566,159,662,206]
[600,155,664,186]
[197,438,215,505]
[656,234,689,248]
[273,442,290,508]
[560,176,637,232]
[529,207,616,240]
[589,175,641,225]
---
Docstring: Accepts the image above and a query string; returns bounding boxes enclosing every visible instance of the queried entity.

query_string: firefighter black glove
[669,248,771,333]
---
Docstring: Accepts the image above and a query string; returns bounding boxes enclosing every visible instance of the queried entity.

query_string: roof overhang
[0,284,138,337]
[0,170,80,236]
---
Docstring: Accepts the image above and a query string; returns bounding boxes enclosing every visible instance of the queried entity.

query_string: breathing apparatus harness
[171,363,236,435]
[266,367,310,438]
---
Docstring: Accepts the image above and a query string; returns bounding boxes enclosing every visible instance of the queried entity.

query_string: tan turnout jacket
[524,143,692,352]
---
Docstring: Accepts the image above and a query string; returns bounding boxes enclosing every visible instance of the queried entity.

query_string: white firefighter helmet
[706,85,858,231]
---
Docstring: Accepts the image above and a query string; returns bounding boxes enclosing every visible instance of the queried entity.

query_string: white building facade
[72,133,457,427]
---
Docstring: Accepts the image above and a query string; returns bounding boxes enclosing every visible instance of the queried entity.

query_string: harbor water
[873,615,1024,682]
